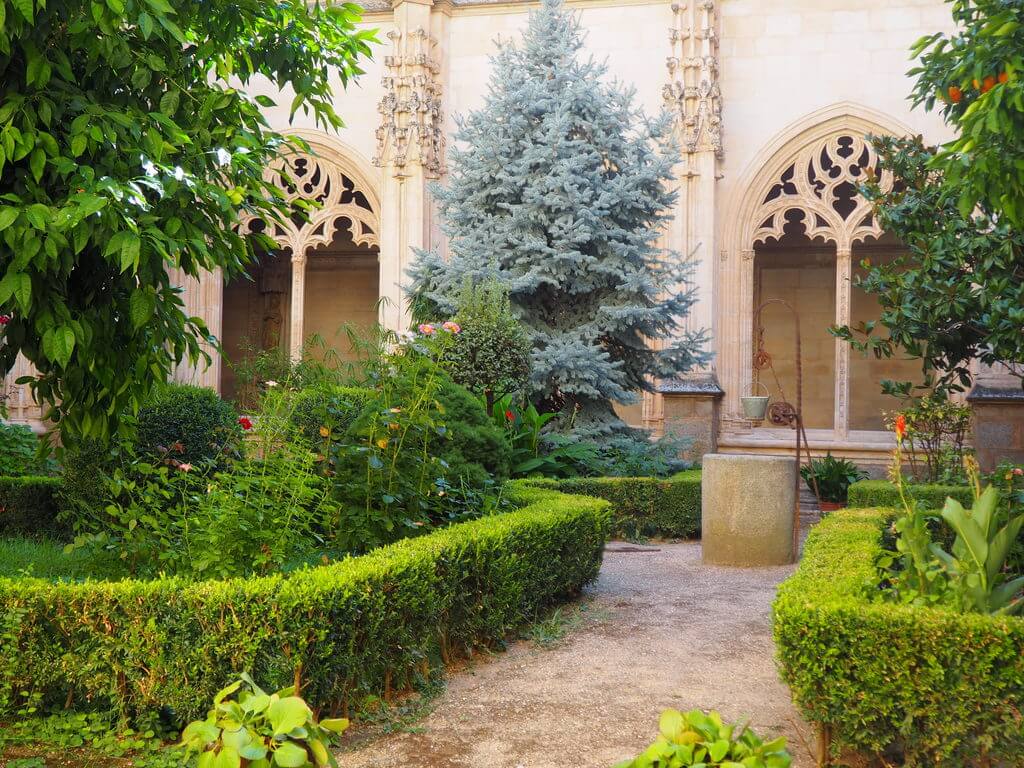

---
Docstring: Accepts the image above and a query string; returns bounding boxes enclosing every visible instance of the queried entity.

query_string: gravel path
[336,541,815,768]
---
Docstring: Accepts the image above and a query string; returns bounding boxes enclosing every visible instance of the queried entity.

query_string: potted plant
[801,453,867,512]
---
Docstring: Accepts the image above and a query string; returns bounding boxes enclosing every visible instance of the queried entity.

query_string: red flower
[0,315,10,325]
[894,413,907,442]
[1014,467,1023,477]
[504,409,514,422]
[238,416,253,431]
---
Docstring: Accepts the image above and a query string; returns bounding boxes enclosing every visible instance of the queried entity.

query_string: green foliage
[909,0,1024,227]
[486,394,598,478]
[799,454,867,504]
[614,708,791,768]
[848,479,973,510]
[0,0,374,443]
[440,280,532,408]
[774,507,1024,765]
[0,421,53,476]
[289,384,374,446]
[519,469,701,539]
[581,433,690,478]
[0,487,610,724]
[889,394,973,483]
[832,136,1024,393]
[55,438,112,525]
[136,384,239,466]
[0,475,61,538]
[66,389,335,578]
[328,328,509,553]
[180,674,348,768]
[407,0,707,436]
[433,376,512,487]
[882,481,1024,615]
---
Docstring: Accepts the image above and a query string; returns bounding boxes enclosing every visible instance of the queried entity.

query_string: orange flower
[894,413,907,442]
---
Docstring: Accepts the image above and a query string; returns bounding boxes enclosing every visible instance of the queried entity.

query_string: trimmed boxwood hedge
[0,476,63,538]
[0,486,610,723]
[519,469,701,539]
[847,479,972,510]
[773,507,1024,766]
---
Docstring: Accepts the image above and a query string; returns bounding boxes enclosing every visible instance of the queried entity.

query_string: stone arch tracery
[234,135,382,361]
[749,133,892,252]
[718,105,913,445]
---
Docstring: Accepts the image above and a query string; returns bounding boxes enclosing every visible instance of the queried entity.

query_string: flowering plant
[880,419,1024,614]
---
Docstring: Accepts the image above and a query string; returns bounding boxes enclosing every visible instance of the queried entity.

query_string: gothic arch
[718,103,914,445]
[726,102,913,253]
[237,132,382,256]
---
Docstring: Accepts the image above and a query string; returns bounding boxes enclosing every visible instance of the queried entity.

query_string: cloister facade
[4,0,1022,465]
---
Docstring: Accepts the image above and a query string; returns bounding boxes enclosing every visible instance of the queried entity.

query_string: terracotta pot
[819,501,844,513]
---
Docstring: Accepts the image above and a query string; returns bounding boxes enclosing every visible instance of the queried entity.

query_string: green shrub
[289,384,374,445]
[136,384,239,466]
[434,376,512,486]
[800,453,867,504]
[441,279,531,409]
[773,507,1024,766]
[520,469,700,539]
[0,476,63,538]
[0,421,54,477]
[0,486,609,723]
[847,479,972,510]
[56,439,115,528]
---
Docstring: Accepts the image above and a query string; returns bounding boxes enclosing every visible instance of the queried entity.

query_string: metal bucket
[741,382,770,421]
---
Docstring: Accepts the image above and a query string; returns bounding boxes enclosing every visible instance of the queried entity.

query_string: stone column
[373,0,447,333]
[661,0,725,444]
[834,246,851,438]
[289,253,307,360]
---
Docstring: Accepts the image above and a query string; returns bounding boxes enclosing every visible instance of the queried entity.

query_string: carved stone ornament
[373,27,446,178]
[664,1,722,156]
[751,133,893,250]
[237,150,380,253]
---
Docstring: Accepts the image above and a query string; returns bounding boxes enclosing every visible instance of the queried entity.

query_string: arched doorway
[719,107,924,458]
[221,139,381,401]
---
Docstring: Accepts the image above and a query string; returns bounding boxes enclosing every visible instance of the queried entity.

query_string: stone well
[701,453,796,566]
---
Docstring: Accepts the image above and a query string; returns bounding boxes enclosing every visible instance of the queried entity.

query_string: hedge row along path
[336,541,815,767]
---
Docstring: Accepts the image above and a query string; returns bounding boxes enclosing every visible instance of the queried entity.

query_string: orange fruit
[973,78,981,89]
[948,85,963,103]
[999,71,1009,84]
[982,75,997,92]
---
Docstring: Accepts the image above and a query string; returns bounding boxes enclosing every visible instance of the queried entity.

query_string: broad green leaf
[319,717,349,733]
[0,207,19,231]
[50,326,76,367]
[29,147,45,182]
[129,289,156,330]
[0,271,32,310]
[160,89,180,116]
[120,231,141,272]
[272,741,308,768]
[659,709,683,741]
[267,697,309,736]
[213,746,241,768]
[12,0,33,23]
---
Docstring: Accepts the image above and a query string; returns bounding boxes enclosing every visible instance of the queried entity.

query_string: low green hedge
[774,507,1024,766]
[847,479,972,510]
[519,469,701,539]
[0,476,63,538]
[0,486,610,723]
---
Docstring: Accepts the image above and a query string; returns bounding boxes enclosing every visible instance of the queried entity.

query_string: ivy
[0,0,375,442]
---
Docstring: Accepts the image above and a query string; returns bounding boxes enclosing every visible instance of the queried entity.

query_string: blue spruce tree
[408,0,708,436]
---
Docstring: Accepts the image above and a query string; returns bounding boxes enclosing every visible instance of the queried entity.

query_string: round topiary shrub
[136,384,239,465]
[442,280,531,409]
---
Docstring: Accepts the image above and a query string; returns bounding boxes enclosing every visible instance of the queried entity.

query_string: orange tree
[0,0,373,442]
[834,0,1024,395]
